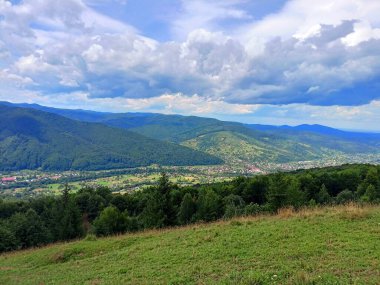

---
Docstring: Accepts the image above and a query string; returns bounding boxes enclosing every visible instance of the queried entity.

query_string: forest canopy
[1,164,379,252]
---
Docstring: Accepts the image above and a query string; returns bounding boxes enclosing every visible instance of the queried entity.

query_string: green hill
[0,105,222,171]
[1,204,379,285]
[180,128,379,165]
[128,116,380,165]
[2,102,380,166]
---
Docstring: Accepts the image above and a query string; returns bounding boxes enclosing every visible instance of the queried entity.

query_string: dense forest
[1,164,379,252]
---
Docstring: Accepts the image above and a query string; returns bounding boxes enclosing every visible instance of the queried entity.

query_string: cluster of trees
[1,164,379,252]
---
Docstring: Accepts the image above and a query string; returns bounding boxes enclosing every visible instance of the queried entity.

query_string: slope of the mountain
[0,102,234,142]
[122,115,380,164]
[180,128,380,165]
[2,102,379,166]
[1,102,245,140]
[0,105,222,171]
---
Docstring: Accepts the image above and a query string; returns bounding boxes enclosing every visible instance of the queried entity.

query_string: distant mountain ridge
[3,102,379,137]
[246,123,380,146]
[1,101,379,167]
[0,104,222,171]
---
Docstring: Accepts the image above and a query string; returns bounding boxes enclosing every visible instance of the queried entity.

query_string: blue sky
[1,0,380,131]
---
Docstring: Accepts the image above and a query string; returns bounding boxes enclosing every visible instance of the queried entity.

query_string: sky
[1,0,380,131]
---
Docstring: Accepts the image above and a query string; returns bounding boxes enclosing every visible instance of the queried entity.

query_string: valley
[0,166,235,198]
[1,152,380,199]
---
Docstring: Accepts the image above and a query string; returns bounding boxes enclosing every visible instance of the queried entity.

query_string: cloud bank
[1,0,380,130]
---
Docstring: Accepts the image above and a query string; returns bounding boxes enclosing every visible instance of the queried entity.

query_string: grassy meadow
[1,204,379,285]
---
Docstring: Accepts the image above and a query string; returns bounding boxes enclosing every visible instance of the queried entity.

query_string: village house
[1,177,17,183]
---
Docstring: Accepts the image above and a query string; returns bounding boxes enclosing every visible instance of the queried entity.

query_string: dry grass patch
[277,206,296,218]
[337,203,372,220]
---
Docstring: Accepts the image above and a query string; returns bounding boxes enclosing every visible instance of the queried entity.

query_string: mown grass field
[1,204,379,285]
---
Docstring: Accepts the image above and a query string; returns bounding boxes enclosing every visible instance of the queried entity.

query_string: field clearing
[1,204,379,285]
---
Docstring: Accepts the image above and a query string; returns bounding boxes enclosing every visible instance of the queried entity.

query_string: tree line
[1,164,379,252]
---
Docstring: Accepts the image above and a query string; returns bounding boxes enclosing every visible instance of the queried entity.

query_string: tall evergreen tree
[140,190,166,228]
[157,172,171,196]
[62,183,70,206]
[57,185,83,240]
[140,173,176,228]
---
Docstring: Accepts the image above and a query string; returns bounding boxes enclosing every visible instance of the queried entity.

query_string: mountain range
[1,101,379,171]
[0,104,221,171]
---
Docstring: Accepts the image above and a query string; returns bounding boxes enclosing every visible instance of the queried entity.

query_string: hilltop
[0,204,379,285]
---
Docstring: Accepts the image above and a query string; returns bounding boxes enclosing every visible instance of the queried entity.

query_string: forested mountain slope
[0,105,222,171]
[2,102,380,165]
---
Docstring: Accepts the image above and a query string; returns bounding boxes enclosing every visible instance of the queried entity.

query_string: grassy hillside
[1,204,379,285]
[0,105,222,171]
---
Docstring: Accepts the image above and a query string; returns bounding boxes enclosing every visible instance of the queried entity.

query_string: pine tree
[158,172,176,225]
[62,183,70,206]
[140,173,176,228]
[140,190,166,229]
[157,172,171,196]
[57,185,83,240]
[317,184,331,205]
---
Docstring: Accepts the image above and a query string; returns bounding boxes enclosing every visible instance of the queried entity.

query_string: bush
[336,190,355,204]
[244,203,261,216]
[93,206,124,236]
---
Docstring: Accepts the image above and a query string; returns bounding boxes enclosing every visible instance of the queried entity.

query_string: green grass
[1,205,380,284]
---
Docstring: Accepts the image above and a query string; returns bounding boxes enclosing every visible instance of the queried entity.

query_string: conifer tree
[317,184,331,205]
[177,193,196,225]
